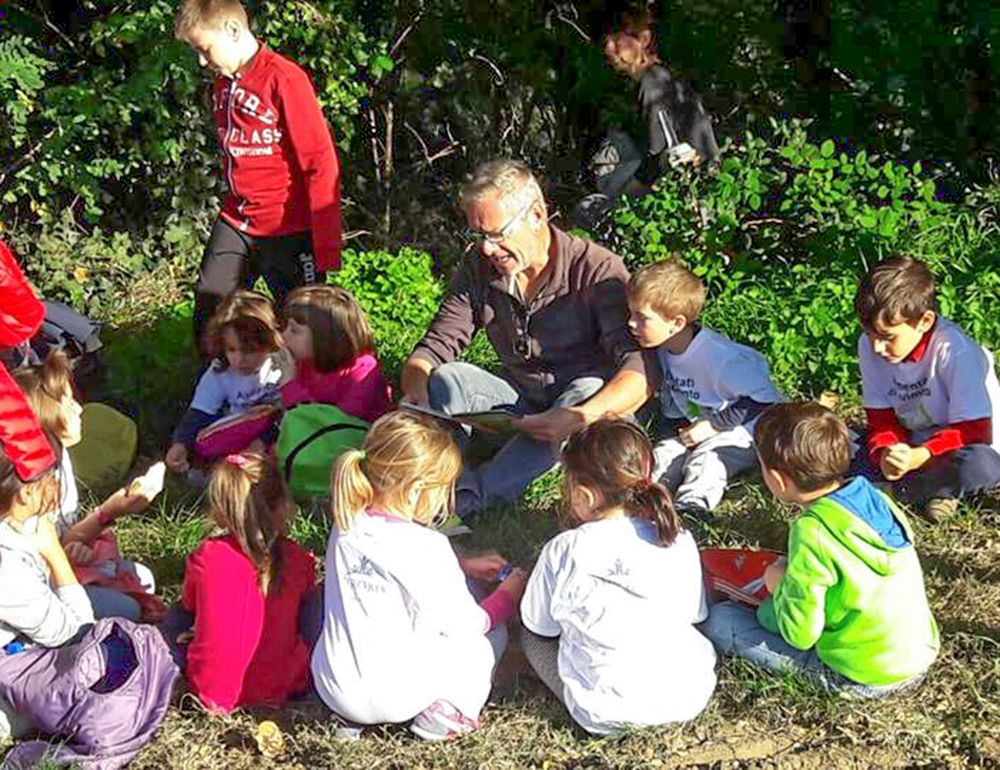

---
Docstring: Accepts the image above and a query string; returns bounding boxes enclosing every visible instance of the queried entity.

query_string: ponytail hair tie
[225,453,251,469]
[357,449,367,461]
[633,478,652,492]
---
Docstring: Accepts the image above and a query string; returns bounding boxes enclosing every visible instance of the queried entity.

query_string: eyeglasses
[462,198,536,247]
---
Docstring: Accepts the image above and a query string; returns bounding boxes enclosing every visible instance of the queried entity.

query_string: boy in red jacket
[175,0,342,352]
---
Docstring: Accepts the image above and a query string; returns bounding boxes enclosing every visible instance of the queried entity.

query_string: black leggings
[193,218,324,353]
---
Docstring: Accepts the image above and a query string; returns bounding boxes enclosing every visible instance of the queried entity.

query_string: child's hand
[880,443,931,481]
[34,516,69,568]
[498,567,529,603]
[166,443,190,473]
[64,541,95,566]
[764,561,786,593]
[679,420,718,448]
[459,554,508,581]
[100,487,150,522]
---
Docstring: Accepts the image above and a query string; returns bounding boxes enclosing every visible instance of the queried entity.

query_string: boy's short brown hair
[283,285,374,373]
[206,289,280,370]
[754,402,851,493]
[174,0,249,40]
[854,256,936,330]
[627,259,706,322]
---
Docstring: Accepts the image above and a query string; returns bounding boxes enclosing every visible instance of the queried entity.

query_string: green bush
[611,118,1000,397]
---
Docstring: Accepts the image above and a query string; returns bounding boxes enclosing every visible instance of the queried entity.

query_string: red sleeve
[865,407,909,462]
[277,66,342,272]
[0,240,44,347]
[479,588,516,631]
[181,548,201,613]
[922,418,992,456]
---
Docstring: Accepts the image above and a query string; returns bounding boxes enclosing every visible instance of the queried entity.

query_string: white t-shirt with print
[311,512,495,724]
[859,317,1000,450]
[189,355,283,416]
[657,327,780,432]
[521,517,717,735]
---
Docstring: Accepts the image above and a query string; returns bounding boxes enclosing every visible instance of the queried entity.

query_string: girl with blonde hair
[311,411,527,741]
[161,452,316,714]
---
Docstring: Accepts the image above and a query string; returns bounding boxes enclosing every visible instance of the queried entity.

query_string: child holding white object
[520,418,716,735]
[279,285,391,422]
[167,290,285,473]
[627,260,781,516]
[311,411,527,741]
[14,351,161,621]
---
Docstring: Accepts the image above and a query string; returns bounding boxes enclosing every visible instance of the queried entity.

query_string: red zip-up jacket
[212,46,342,272]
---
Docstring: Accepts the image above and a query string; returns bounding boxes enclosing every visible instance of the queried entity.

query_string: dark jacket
[411,227,649,405]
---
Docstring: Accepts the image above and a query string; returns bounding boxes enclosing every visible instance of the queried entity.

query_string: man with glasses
[401,160,654,519]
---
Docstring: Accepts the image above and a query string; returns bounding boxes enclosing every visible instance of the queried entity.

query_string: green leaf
[820,139,835,158]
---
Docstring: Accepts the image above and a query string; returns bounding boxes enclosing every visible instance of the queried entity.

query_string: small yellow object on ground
[255,720,285,758]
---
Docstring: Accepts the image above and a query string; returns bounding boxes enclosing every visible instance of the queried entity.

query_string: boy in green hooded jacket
[701,401,939,695]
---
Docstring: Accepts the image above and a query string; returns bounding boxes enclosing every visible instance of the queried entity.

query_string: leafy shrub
[611,118,1000,397]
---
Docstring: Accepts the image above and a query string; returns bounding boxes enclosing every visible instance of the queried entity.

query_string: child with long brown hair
[279,285,391,422]
[311,411,527,741]
[520,418,716,735]
[14,351,162,621]
[161,453,316,714]
[167,290,286,474]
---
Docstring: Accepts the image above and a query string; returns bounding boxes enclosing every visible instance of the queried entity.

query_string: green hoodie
[757,479,939,686]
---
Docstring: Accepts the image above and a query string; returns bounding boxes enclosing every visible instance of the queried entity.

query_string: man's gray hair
[459,159,545,214]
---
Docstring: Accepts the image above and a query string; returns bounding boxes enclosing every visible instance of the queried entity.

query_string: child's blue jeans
[700,601,924,699]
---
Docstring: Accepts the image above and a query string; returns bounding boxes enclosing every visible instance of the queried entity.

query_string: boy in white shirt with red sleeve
[175,0,342,352]
[627,260,782,518]
[854,256,1000,521]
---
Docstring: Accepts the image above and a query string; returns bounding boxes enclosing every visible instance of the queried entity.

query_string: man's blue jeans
[700,601,924,699]
[427,362,604,519]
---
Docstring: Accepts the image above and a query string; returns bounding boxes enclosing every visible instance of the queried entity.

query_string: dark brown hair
[205,290,281,371]
[561,419,681,547]
[854,257,937,330]
[207,453,294,593]
[754,402,851,493]
[13,350,74,439]
[283,285,374,372]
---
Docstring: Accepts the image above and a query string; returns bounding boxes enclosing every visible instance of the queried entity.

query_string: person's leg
[84,585,141,622]
[519,626,564,703]
[157,603,194,669]
[193,218,253,354]
[898,444,1000,503]
[674,434,758,514]
[455,376,605,518]
[299,582,325,650]
[700,601,831,681]
[652,436,689,491]
[0,695,33,743]
[118,561,156,594]
[253,231,322,311]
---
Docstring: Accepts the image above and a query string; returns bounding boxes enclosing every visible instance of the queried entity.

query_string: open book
[400,402,518,435]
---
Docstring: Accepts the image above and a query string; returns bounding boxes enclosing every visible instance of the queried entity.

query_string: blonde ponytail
[330,449,375,532]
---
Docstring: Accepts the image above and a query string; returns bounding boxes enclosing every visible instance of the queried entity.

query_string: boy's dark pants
[851,440,1000,502]
[193,218,324,353]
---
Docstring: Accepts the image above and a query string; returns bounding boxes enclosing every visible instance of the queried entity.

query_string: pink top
[281,352,392,423]
[182,534,316,713]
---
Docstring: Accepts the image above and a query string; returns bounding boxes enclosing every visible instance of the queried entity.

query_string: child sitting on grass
[14,351,161,621]
[627,260,781,519]
[702,402,939,697]
[854,256,1000,521]
[520,419,716,735]
[160,452,316,714]
[167,290,286,475]
[279,285,391,422]
[311,411,527,741]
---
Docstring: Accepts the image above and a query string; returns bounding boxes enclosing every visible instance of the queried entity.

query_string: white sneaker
[410,699,479,741]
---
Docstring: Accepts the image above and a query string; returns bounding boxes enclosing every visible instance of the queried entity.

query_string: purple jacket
[0,618,178,769]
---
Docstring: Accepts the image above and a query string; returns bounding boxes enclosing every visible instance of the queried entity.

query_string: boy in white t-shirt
[854,257,1000,521]
[626,260,781,517]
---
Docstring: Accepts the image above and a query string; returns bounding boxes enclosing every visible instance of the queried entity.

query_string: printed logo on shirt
[662,373,705,419]
[607,559,631,578]
[345,555,386,594]
[214,86,277,125]
[298,252,316,284]
[887,376,932,403]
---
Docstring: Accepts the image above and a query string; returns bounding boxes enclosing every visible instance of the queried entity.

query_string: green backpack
[277,404,369,498]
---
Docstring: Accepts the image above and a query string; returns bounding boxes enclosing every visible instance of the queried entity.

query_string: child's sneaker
[409,699,479,741]
[330,713,364,741]
[923,497,959,523]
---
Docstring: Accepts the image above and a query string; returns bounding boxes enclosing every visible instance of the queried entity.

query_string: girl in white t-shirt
[521,419,717,735]
[311,411,527,741]
[167,290,285,474]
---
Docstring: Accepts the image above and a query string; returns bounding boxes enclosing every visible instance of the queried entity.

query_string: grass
[36,276,1000,768]
[93,464,1000,769]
